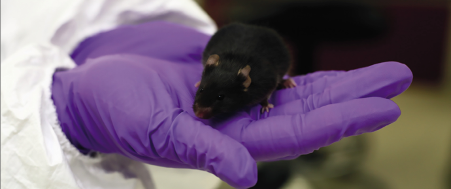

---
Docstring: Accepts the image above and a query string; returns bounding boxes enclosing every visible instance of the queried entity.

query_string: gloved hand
[211,61,412,161]
[52,21,412,188]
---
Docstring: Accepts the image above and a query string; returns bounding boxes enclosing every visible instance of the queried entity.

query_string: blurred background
[192,0,451,188]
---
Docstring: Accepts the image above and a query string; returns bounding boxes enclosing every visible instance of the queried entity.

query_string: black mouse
[193,23,296,119]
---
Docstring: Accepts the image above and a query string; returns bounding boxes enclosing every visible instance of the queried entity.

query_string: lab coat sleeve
[1,44,80,189]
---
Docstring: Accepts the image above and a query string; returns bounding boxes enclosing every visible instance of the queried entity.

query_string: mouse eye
[217,94,225,100]
[199,88,204,93]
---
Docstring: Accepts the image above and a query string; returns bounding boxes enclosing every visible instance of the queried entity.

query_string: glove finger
[216,97,400,162]
[272,62,412,106]
[71,21,210,66]
[289,70,346,86]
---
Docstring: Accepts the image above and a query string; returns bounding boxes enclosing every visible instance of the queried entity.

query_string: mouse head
[193,54,252,119]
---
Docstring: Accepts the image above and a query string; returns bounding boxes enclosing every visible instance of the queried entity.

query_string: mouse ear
[206,54,220,66]
[238,65,251,90]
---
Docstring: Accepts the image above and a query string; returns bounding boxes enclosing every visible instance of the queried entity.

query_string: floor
[363,83,451,189]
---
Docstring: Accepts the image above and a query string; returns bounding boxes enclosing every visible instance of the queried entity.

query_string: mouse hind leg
[260,98,274,113]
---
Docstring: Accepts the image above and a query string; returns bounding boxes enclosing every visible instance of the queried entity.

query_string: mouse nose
[193,103,213,119]
[195,111,212,119]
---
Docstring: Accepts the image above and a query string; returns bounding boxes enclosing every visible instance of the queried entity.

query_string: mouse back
[203,23,290,78]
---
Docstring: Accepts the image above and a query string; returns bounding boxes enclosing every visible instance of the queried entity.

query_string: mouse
[193,23,296,119]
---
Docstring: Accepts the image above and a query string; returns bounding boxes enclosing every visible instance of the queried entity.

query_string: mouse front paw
[194,81,201,88]
[261,103,274,113]
[260,98,274,113]
[282,78,297,88]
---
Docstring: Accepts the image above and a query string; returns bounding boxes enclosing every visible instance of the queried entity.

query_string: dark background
[201,0,449,84]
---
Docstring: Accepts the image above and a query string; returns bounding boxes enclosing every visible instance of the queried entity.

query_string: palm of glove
[52,21,412,188]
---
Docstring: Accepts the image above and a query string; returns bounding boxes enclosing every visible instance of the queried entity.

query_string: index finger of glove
[289,70,346,86]
[272,62,413,105]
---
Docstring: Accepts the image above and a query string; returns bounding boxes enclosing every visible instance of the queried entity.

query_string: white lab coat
[1,0,222,188]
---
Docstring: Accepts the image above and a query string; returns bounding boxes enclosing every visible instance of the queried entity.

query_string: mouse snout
[193,103,213,119]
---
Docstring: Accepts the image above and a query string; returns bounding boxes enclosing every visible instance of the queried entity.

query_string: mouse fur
[193,23,293,119]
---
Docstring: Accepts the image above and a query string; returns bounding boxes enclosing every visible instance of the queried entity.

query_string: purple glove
[213,62,412,161]
[52,21,412,188]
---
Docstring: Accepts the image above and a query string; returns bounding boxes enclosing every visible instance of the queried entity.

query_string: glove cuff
[51,69,93,155]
